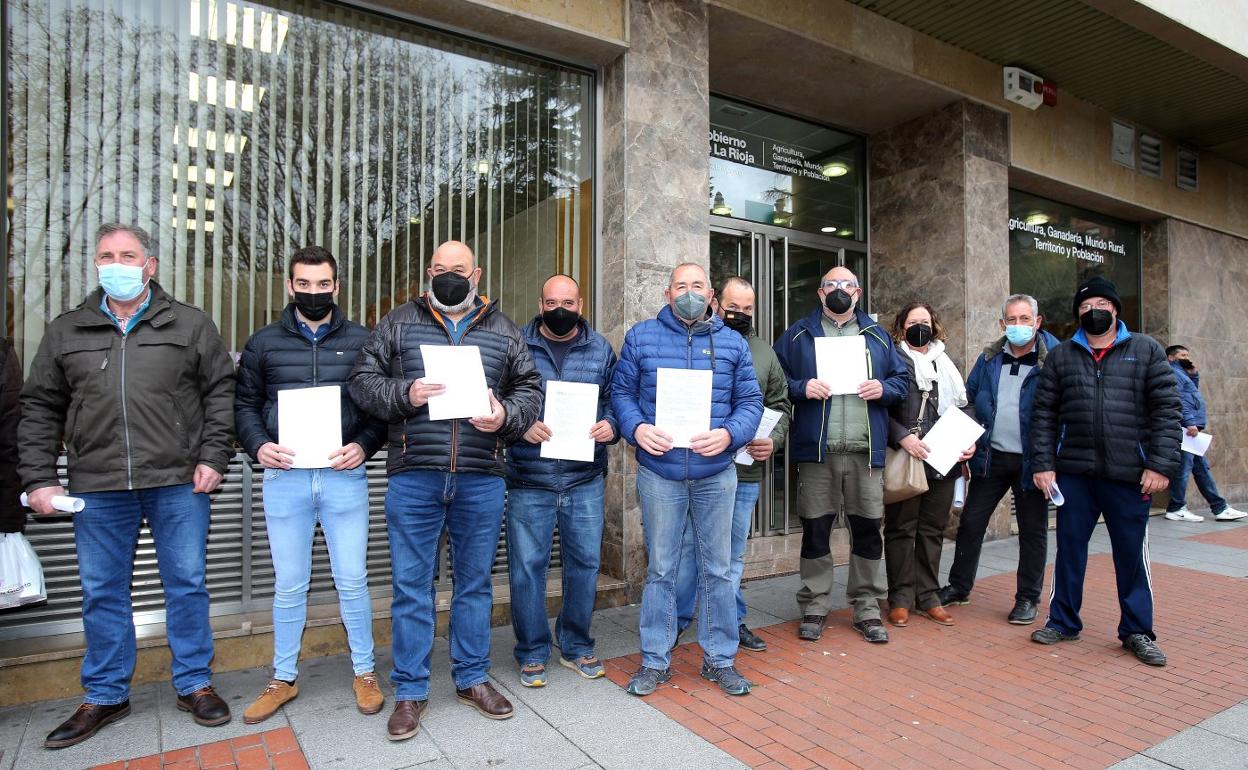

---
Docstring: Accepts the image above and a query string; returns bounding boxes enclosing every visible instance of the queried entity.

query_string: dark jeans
[1167,452,1227,514]
[947,452,1048,603]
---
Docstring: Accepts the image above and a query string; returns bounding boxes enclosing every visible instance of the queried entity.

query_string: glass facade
[4,0,595,362]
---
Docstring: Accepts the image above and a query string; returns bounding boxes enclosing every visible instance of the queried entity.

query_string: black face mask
[293,291,334,321]
[541,306,580,337]
[431,272,472,307]
[1178,358,1195,371]
[905,323,933,348]
[1079,308,1115,336]
[721,310,752,336]
[825,289,853,314]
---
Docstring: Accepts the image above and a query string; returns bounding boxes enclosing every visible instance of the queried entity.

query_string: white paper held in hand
[735,407,783,466]
[540,381,599,462]
[814,336,868,395]
[1181,431,1213,456]
[1047,483,1065,507]
[278,385,343,468]
[419,344,492,421]
[654,368,713,448]
[918,407,985,476]
[18,492,84,513]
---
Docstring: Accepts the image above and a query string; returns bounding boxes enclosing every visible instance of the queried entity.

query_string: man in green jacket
[675,276,792,651]
[20,223,237,748]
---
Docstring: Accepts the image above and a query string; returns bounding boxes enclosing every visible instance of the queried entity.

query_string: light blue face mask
[673,290,709,322]
[1004,324,1036,347]
[98,262,149,302]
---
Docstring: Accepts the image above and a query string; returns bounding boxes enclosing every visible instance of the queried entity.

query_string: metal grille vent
[1138,134,1162,179]
[1177,147,1199,191]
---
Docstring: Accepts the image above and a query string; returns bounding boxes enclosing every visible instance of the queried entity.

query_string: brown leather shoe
[353,672,384,715]
[387,700,428,741]
[456,681,514,720]
[243,679,298,724]
[887,607,910,627]
[44,701,131,749]
[921,605,956,626]
[176,685,231,726]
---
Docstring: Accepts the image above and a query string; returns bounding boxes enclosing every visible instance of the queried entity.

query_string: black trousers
[946,451,1048,602]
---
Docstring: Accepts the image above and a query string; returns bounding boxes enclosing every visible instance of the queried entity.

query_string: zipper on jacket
[311,337,320,386]
[120,334,134,490]
[685,326,694,477]
[863,333,873,471]
[1093,361,1105,476]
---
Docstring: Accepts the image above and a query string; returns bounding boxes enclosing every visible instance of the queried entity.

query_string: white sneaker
[1165,508,1204,522]
[1214,507,1247,521]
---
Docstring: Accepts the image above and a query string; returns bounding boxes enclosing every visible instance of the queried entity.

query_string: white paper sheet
[540,381,599,462]
[735,407,784,466]
[814,336,869,395]
[1181,431,1213,456]
[278,385,342,468]
[919,407,985,476]
[420,344,491,421]
[654,368,713,448]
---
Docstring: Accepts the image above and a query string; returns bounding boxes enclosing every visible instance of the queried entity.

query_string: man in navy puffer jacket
[612,263,762,697]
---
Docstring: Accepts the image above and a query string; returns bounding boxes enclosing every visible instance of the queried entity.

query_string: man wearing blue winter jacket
[773,266,909,645]
[939,294,1060,625]
[612,262,763,697]
[1162,345,1245,522]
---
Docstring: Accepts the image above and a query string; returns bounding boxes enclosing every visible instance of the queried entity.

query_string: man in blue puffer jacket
[773,266,909,645]
[612,263,762,697]
[939,294,1060,624]
[505,275,620,688]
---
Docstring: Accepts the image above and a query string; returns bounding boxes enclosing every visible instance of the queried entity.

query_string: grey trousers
[884,474,956,611]
[796,453,886,622]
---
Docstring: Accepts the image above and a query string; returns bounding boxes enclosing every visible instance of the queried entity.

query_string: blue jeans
[506,475,604,665]
[261,466,374,680]
[385,470,504,701]
[675,480,760,631]
[636,465,738,671]
[73,483,213,704]
[1167,452,1227,514]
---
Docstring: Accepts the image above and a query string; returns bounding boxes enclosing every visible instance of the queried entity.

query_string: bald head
[431,240,476,274]
[822,266,859,285]
[818,265,862,319]
[540,274,582,314]
[669,262,708,290]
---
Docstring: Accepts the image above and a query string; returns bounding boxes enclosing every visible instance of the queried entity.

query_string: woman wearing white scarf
[883,303,977,629]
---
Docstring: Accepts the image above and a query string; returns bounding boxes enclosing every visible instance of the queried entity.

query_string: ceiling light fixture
[821,161,849,178]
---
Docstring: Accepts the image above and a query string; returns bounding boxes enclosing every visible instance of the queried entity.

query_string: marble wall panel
[870,101,963,181]
[1141,220,1170,341]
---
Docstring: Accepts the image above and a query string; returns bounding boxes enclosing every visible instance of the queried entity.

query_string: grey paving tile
[289,701,442,769]
[13,685,160,770]
[156,666,288,752]
[491,660,651,728]
[0,703,31,761]
[423,700,591,770]
[1197,701,1248,744]
[1143,725,1248,769]
[1108,754,1182,769]
[557,703,745,770]
[279,653,396,718]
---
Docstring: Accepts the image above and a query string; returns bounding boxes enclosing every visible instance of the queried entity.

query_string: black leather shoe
[738,624,767,652]
[1008,598,1038,625]
[937,585,970,606]
[176,685,231,726]
[797,614,826,641]
[1031,626,1079,644]
[44,701,131,749]
[1123,634,1167,667]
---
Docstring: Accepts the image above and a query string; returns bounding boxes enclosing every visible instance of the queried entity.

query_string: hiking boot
[853,619,889,643]
[937,585,970,606]
[1031,626,1079,644]
[1165,507,1204,522]
[353,672,384,715]
[559,655,605,679]
[1007,598,1038,625]
[797,614,826,641]
[738,624,767,652]
[243,680,298,724]
[44,702,131,749]
[1123,634,1167,666]
[625,666,671,696]
[700,664,752,696]
[519,663,548,688]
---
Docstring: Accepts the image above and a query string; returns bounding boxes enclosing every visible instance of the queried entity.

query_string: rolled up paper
[1048,483,1065,507]
[953,476,966,509]
[19,492,85,513]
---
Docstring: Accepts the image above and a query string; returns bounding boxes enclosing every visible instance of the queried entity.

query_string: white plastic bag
[0,532,46,609]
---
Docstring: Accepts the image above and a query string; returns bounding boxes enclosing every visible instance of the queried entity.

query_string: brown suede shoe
[387,700,428,742]
[887,607,910,627]
[243,680,298,725]
[456,681,514,720]
[176,685,231,726]
[353,672,384,715]
[44,701,131,749]
[921,605,956,626]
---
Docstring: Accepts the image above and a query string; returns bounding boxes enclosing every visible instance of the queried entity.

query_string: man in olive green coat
[675,276,792,651]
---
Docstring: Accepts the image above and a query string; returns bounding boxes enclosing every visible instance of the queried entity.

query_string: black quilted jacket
[347,295,542,476]
[234,304,387,461]
[1031,325,1181,484]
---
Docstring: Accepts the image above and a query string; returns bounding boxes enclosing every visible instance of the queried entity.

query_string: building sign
[1008,190,1141,339]
[708,125,834,183]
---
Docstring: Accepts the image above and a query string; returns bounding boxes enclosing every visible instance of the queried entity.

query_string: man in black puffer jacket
[234,246,388,724]
[348,240,542,739]
[1031,276,1180,667]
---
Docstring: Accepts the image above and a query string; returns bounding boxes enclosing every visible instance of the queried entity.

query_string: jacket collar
[656,304,722,335]
[1072,320,1131,354]
[981,329,1059,366]
[799,306,881,338]
[77,282,176,329]
[280,302,345,337]
[524,314,593,347]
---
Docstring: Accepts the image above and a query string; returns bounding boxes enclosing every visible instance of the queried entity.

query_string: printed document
[540,381,599,462]
[420,345,491,420]
[814,336,868,395]
[919,407,985,476]
[735,407,783,466]
[655,368,712,448]
[278,385,342,468]
[1181,431,1213,456]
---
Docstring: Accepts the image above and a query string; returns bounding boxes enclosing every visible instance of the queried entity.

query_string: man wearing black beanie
[1029,275,1181,667]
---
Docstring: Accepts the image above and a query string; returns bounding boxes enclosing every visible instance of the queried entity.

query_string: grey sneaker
[1123,634,1167,666]
[518,663,547,688]
[1031,626,1080,644]
[559,655,605,679]
[700,664,752,696]
[797,614,826,641]
[625,666,670,697]
[852,619,889,644]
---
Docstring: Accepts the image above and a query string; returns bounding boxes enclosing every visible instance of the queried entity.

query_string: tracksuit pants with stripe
[1048,473,1155,641]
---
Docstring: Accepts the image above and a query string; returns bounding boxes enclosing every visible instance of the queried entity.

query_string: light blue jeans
[636,465,738,671]
[675,480,760,630]
[262,466,374,681]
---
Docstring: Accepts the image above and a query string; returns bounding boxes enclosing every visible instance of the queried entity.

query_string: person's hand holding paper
[916,407,985,476]
[418,344,491,420]
[814,336,869,395]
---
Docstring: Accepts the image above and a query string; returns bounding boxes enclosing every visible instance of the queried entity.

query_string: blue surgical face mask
[673,290,709,322]
[98,262,149,302]
[1004,324,1035,347]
